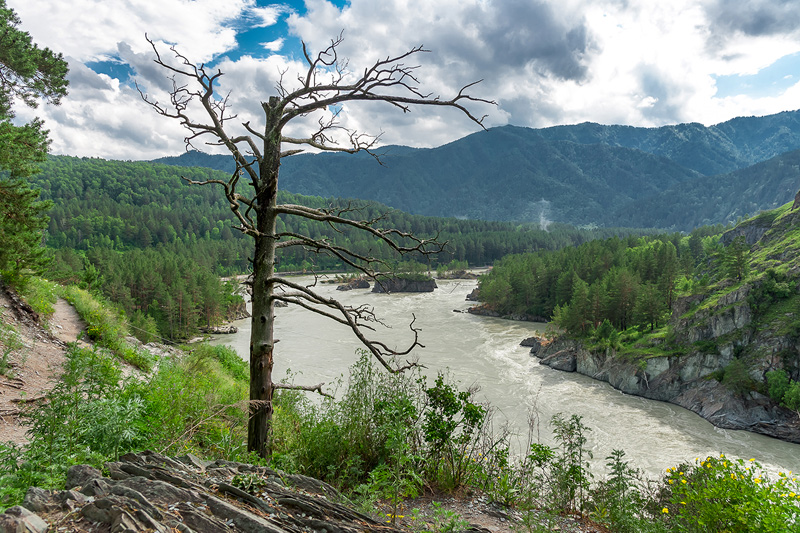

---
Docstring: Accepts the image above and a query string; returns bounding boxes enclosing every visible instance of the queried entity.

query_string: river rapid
[211,276,800,479]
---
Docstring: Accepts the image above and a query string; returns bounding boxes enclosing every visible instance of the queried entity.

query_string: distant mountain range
[152,110,800,230]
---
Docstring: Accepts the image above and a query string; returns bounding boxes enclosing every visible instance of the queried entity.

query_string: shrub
[660,455,800,532]
[766,369,790,403]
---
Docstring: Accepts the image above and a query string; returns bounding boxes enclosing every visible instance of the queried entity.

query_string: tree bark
[248,97,282,458]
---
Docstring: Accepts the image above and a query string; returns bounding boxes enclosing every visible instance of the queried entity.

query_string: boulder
[372,277,437,293]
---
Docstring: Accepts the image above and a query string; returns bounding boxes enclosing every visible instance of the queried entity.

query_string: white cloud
[262,38,285,52]
[7,0,800,160]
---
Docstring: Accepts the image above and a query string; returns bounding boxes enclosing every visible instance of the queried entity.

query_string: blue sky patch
[714,52,800,98]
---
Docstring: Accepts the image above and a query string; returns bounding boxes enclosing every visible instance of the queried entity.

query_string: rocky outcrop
[793,189,800,210]
[226,301,251,321]
[200,325,238,334]
[536,334,800,443]
[438,270,479,280]
[467,305,548,323]
[720,218,772,246]
[372,277,437,293]
[337,278,370,291]
[0,450,403,533]
[466,288,480,301]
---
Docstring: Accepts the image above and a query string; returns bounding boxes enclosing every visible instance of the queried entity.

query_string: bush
[721,358,753,394]
[766,369,791,403]
[660,455,800,532]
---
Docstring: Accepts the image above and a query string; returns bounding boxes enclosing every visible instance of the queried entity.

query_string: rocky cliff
[537,204,800,443]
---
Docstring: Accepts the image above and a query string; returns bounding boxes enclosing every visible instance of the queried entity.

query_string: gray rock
[65,464,102,490]
[3,506,48,533]
[21,488,56,513]
[539,349,577,372]
[0,514,24,533]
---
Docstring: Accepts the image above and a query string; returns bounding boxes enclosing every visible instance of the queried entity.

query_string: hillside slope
[537,199,800,442]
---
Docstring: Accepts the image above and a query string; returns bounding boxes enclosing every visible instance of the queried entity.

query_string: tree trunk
[248,97,282,458]
[248,229,276,457]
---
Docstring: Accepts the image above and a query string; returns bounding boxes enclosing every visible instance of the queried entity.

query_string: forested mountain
[32,155,652,341]
[536,109,800,176]
[609,148,800,229]
[153,110,800,230]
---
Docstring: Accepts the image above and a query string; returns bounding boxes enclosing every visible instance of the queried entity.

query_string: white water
[211,276,800,479]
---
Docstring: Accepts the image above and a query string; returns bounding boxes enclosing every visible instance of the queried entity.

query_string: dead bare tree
[140,33,494,458]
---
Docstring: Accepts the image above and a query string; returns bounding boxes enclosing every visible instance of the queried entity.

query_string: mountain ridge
[151,109,800,230]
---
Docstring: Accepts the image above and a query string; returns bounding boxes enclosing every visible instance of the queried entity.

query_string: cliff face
[537,204,800,443]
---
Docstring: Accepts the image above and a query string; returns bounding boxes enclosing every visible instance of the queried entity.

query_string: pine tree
[0,0,68,279]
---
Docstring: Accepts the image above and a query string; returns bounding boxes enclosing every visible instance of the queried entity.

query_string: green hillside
[479,198,800,441]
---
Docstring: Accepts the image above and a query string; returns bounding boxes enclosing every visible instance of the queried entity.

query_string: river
[210,275,800,479]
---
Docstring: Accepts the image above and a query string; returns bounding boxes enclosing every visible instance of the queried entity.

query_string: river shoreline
[210,276,800,478]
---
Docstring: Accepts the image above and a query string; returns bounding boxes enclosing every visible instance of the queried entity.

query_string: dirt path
[0,293,86,445]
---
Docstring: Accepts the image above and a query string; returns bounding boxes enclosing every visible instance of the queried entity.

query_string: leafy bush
[660,455,800,532]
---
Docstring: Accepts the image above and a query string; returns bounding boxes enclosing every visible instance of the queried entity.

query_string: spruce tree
[0,0,68,279]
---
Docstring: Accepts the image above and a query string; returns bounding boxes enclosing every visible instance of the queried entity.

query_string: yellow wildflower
[662,508,669,514]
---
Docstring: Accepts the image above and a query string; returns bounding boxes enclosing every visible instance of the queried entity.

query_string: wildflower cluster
[661,454,800,532]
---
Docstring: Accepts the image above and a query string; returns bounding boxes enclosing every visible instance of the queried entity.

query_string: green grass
[58,285,154,371]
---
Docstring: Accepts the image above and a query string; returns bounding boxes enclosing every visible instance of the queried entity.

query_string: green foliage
[0,341,250,510]
[549,414,593,512]
[660,455,800,532]
[766,369,791,404]
[747,268,795,317]
[0,0,68,282]
[0,177,52,278]
[485,234,687,334]
[590,450,665,533]
[723,235,751,281]
[783,381,800,412]
[720,358,753,395]
[422,373,487,489]
[11,275,57,317]
[59,285,153,370]
[0,321,22,377]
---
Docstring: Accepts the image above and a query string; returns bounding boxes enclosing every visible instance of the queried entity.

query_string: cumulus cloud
[7,0,800,159]
[704,0,800,37]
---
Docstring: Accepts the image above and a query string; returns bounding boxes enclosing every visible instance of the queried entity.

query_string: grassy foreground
[1,284,798,532]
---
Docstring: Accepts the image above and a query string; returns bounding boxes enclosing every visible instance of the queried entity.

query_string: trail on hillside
[0,290,86,444]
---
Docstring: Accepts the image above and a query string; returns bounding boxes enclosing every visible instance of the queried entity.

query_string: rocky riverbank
[534,337,800,443]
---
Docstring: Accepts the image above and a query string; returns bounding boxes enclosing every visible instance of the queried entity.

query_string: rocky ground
[2,450,606,533]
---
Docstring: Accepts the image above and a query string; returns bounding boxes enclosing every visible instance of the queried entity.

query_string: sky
[9,0,800,160]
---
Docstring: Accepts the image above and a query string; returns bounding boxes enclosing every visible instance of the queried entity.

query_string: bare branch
[270,277,423,372]
[273,382,333,398]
